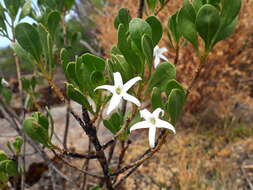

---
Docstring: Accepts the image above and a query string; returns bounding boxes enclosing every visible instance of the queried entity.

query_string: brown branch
[155,0,171,15]
[137,0,145,18]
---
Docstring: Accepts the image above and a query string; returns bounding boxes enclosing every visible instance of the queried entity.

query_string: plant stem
[137,0,145,18]
[187,53,208,96]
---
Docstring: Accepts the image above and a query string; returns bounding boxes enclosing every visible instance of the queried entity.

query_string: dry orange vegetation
[92,0,253,189]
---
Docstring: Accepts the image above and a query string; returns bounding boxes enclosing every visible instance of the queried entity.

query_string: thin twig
[63,101,71,150]
[81,139,92,190]
[155,0,171,15]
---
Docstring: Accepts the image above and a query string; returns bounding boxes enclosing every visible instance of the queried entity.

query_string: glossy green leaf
[168,11,181,44]
[221,0,241,26]
[15,23,42,62]
[0,160,18,177]
[4,0,20,18]
[90,71,105,88]
[117,24,142,73]
[23,113,51,148]
[103,112,123,135]
[66,83,93,112]
[166,89,186,125]
[192,0,203,13]
[146,16,163,45]
[141,34,153,67]
[166,79,185,96]
[0,151,8,162]
[177,2,198,50]
[118,8,131,28]
[212,17,237,47]
[147,0,157,13]
[47,10,61,38]
[129,18,152,50]
[151,87,163,109]
[20,0,32,19]
[196,5,221,50]
[149,62,176,91]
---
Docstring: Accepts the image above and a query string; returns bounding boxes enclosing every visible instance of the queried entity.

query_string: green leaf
[103,112,124,135]
[118,8,131,28]
[11,137,23,155]
[0,151,8,162]
[166,79,185,96]
[20,0,32,19]
[15,23,42,62]
[0,160,18,177]
[221,0,241,26]
[146,16,163,45]
[147,0,157,13]
[4,0,20,19]
[149,62,176,91]
[0,4,7,32]
[177,2,198,50]
[11,42,34,63]
[64,0,75,10]
[151,87,163,109]
[129,18,152,50]
[192,0,203,13]
[168,11,181,44]
[60,48,70,74]
[211,17,237,47]
[90,71,105,88]
[196,4,221,51]
[66,62,79,85]
[141,34,153,67]
[47,10,61,38]
[166,89,186,125]
[66,83,93,112]
[23,113,51,148]
[117,24,142,73]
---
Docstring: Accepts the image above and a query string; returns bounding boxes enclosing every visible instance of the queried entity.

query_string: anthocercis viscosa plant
[0,0,241,189]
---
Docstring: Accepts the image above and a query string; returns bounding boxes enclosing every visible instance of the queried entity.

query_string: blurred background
[1,0,253,189]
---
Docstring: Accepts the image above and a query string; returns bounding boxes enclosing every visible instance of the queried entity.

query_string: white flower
[153,45,168,68]
[95,72,141,115]
[130,108,175,148]
[1,78,9,87]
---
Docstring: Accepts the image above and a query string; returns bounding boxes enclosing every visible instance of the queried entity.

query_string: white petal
[94,85,115,93]
[153,45,159,55]
[159,54,168,62]
[158,47,168,54]
[154,56,160,68]
[156,119,176,134]
[113,72,123,87]
[130,121,152,132]
[123,93,141,107]
[149,126,156,148]
[123,76,142,92]
[140,109,153,121]
[152,108,164,118]
[106,94,122,115]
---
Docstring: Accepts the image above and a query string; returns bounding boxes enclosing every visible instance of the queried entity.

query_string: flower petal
[113,72,123,87]
[94,85,115,93]
[159,54,168,62]
[123,93,141,107]
[123,76,142,92]
[140,109,153,121]
[154,56,160,68]
[149,126,156,148]
[156,119,176,134]
[130,121,152,132]
[153,108,164,118]
[106,94,122,115]
[158,47,168,54]
[153,45,159,55]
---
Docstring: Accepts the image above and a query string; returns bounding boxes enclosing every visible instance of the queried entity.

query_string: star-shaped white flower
[1,78,9,87]
[95,72,141,115]
[130,108,176,148]
[153,45,168,68]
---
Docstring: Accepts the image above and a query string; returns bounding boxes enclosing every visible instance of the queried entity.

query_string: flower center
[115,87,122,95]
[149,117,156,125]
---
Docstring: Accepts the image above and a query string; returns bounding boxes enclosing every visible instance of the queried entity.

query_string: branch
[137,0,145,18]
